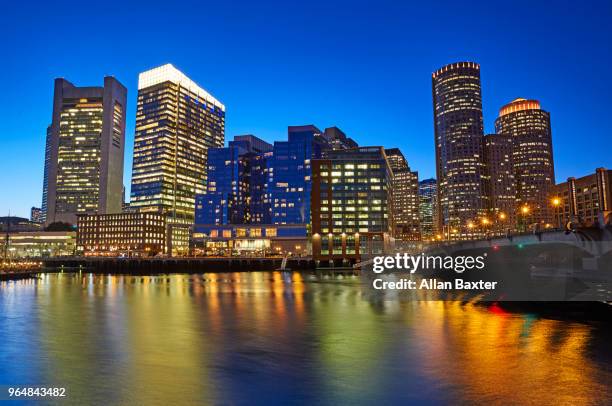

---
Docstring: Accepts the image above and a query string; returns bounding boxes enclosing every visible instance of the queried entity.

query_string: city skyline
[2,1,612,217]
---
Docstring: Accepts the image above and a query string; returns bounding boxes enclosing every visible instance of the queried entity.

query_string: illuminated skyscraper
[495,98,555,227]
[418,178,437,241]
[484,133,516,229]
[46,77,127,225]
[432,62,487,239]
[130,64,225,221]
[385,148,420,241]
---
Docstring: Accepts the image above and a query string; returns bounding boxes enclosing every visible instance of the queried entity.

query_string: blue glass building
[196,126,344,228]
[195,135,273,226]
[267,125,328,225]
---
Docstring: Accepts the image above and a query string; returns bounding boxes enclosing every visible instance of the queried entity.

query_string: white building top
[138,64,225,110]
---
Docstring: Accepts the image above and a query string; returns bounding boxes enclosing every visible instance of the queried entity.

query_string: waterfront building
[1,231,76,258]
[484,133,516,231]
[46,77,127,226]
[384,148,420,241]
[432,62,487,239]
[495,98,555,228]
[550,168,611,228]
[191,224,308,257]
[41,125,52,223]
[77,212,166,257]
[418,178,438,241]
[30,207,43,224]
[268,125,329,225]
[311,146,394,260]
[130,64,225,222]
[195,135,272,226]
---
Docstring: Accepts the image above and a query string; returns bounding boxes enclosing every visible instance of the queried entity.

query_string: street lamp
[551,197,562,229]
[497,212,507,236]
[519,205,530,232]
[481,218,490,238]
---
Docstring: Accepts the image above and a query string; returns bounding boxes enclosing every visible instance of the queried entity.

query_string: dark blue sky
[1,0,611,218]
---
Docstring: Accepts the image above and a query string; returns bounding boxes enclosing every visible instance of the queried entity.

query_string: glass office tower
[432,62,487,239]
[418,178,438,241]
[46,77,127,225]
[130,64,225,221]
[267,125,328,225]
[195,135,273,226]
[41,125,52,224]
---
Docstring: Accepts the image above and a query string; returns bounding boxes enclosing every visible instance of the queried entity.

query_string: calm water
[0,272,610,405]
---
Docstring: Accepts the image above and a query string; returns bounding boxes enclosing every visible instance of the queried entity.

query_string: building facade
[1,231,76,258]
[432,62,487,239]
[385,148,420,241]
[267,125,328,225]
[130,64,225,221]
[46,77,127,225]
[418,178,438,241]
[311,147,394,260]
[484,133,516,231]
[550,168,611,228]
[192,224,308,257]
[495,98,555,228]
[195,135,273,226]
[77,212,166,257]
[41,125,52,223]
[322,126,358,150]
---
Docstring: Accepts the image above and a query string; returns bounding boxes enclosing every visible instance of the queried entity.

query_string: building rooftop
[138,64,225,110]
[432,61,480,78]
[498,98,541,117]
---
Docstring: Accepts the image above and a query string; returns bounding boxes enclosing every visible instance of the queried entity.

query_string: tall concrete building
[418,178,438,241]
[495,98,555,227]
[45,77,127,225]
[130,64,225,221]
[385,148,420,241]
[432,62,487,239]
[484,133,516,229]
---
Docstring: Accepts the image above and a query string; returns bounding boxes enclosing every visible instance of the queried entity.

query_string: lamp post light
[481,218,490,238]
[497,212,507,236]
[519,205,530,233]
[551,197,562,229]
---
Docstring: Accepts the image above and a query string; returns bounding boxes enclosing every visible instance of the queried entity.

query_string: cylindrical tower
[432,62,487,239]
[495,98,555,227]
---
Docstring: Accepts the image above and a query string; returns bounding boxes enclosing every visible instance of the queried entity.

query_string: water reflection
[0,272,609,404]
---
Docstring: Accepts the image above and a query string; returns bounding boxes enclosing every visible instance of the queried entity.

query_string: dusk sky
[1,0,611,218]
